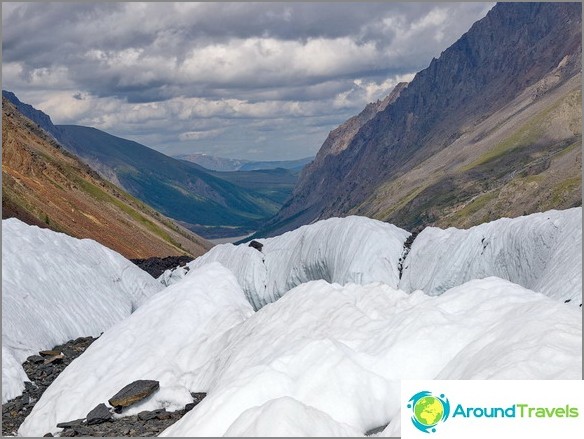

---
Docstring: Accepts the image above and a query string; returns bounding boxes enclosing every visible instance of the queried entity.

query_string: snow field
[1,218,163,403]
[19,267,581,436]
[18,262,254,436]
[399,208,582,304]
[189,215,410,309]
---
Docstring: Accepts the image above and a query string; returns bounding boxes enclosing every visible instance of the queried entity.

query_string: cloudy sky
[2,2,494,161]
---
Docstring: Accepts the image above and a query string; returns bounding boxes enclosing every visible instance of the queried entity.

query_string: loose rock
[2,336,97,437]
[39,350,62,357]
[248,240,263,252]
[108,380,160,409]
[86,403,112,425]
[56,419,86,429]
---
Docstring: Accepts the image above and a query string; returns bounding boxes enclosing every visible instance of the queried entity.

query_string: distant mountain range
[2,96,211,259]
[261,2,582,238]
[174,153,314,172]
[2,91,298,239]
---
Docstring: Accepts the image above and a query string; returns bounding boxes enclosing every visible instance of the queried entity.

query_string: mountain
[174,153,314,172]
[207,168,299,206]
[11,208,581,436]
[2,97,211,259]
[238,156,314,172]
[173,153,249,172]
[2,91,289,239]
[264,2,582,237]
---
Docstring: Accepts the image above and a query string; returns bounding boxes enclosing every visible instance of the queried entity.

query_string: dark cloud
[2,2,494,160]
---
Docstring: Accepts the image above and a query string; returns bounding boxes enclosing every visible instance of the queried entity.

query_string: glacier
[5,208,582,436]
[1,218,163,403]
[189,215,410,309]
[18,262,253,437]
[165,209,582,308]
[399,208,582,304]
[19,268,581,437]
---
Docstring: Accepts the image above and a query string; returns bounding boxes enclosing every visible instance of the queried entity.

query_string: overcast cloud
[2,2,494,160]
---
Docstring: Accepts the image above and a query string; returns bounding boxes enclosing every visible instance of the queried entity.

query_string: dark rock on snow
[108,380,160,409]
[86,403,113,425]
[130,255,193,278]
[248,240,264,252]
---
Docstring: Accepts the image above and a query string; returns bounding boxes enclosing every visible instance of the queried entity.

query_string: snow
[1,218,163,403]
[159,277,580,437]
[21,268,580,436]
[18,262,254,437]
[399,208,582,304]
[189,216,410,309]
[8,208,582,436]
[223,397,363,437]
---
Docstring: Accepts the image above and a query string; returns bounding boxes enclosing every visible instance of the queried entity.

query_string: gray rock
[86,403,112,425]
[248,240,263,252]
[56,418,85,428]
[138,409,166,421]
[39,350,62,357]
[190,392,206,404]
[108,380,160,408]
[27,355,45,364]
[365,423,389,436]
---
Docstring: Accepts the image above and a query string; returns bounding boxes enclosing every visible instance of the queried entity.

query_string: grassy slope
[56,125,285,230]
[355,77,582,231]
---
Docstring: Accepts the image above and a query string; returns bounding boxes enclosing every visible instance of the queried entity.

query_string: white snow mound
[189,215,410,309]
[1,218,163,403]
[18,262,254,437]
[399,208,582,304]
[158,276,581,437]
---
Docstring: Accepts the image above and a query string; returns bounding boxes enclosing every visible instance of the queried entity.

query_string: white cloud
[1,2,494,160]
[179,129,225,141]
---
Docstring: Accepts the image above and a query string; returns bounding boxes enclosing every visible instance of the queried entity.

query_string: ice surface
[189,216,410,309]
[399,208,582,304]
[223,397,363,437]
[22,264,579,436]
[159,277,580,437]
[9,209,582,436]
[18,263,253,437]
[1,218,163,403]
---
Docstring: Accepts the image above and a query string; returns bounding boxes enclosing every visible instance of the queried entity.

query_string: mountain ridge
[2,97,212,259]
[262,2,582,237]
[2,90,293,239]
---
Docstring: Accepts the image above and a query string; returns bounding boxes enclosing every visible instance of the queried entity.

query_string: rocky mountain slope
[2,98,211,259]
[2,91,290,239]
[264,2,582,236]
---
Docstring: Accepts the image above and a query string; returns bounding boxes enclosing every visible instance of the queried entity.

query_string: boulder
[108,380,159,409]
[248,240,263,252]
[86,403,112,425]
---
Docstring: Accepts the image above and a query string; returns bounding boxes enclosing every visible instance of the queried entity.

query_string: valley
[2,2,582,438]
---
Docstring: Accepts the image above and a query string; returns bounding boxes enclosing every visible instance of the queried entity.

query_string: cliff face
[265,2,582,236]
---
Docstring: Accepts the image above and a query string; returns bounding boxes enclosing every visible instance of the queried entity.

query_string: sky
[2,2,494,161]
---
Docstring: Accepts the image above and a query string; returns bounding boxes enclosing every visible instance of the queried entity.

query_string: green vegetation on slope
[56,125,291,235]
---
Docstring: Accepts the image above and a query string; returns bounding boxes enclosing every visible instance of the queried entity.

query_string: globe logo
[408,391,450,433]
